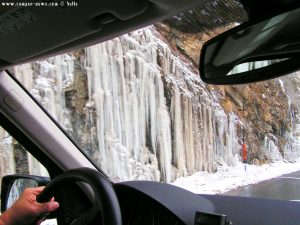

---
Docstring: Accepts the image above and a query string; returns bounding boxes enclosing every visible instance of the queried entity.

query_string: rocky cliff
[156,0,300,165]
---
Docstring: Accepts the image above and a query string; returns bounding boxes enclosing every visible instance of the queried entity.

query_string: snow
[278,79,286,93]
[172,160,300,194]
[42,219,57,225]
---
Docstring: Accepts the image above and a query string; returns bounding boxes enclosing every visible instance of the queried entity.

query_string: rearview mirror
[1,175,50,212]
[199,6,300,84]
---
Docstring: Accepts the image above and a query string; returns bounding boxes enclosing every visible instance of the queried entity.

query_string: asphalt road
[224,170,300,201]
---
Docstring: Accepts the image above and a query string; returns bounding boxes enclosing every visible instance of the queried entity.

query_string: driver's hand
[0,186,59,225]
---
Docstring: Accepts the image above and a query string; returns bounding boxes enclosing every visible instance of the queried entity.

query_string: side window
[0,126,57,225]
[0,126,49,178]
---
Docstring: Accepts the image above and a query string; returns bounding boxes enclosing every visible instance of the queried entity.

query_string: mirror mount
[239,0,299,20]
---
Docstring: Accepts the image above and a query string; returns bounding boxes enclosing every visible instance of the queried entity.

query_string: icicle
[263,135,283,162]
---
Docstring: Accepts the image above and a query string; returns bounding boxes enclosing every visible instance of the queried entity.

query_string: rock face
[214,82,292,164]
[0,0,299,183]
[156,0,247,66]
[156,0,300,165]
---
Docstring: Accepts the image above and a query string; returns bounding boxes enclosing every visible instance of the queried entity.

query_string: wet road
[225,170,300,201]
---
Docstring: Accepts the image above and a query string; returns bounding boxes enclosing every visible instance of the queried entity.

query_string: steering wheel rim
[37,167,122,225]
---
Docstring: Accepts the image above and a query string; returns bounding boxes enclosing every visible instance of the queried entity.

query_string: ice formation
[81,27,244,182]
[1,26,299,183]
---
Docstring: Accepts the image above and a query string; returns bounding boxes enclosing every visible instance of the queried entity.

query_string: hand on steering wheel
[37,167,122,225]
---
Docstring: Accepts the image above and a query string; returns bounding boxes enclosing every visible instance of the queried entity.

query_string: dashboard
[114,181,300,225]
[114,181,216,225]
[120,190,184,225]
[48,178,300,225]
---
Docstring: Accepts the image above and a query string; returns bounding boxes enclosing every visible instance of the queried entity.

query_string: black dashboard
[119,190,185,225]
[114,181,300,225]
[114,181,216,225]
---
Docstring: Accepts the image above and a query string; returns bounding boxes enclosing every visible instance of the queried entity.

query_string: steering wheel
[36,167,122,225]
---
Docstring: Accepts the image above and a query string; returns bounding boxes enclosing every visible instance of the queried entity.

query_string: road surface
[225,170,300,201]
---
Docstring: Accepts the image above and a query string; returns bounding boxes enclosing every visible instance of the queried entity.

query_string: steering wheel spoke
[70,206,98,225]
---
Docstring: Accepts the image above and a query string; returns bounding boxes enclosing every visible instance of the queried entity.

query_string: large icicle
[84,26,240,182]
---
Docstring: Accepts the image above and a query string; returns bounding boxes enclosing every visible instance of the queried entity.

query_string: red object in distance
[242,143,247,162]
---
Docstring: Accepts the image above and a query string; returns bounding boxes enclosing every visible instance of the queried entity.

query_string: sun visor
[0,0,148,64]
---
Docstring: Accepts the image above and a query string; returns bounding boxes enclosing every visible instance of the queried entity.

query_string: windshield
[8,0,300,200]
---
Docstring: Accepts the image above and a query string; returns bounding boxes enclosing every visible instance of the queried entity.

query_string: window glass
[0,126,56,225]
[0,126,48,177]
[10,0,248,184]
[9,0,300,202]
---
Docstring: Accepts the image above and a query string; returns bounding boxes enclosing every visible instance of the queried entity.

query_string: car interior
[0,0,300,225]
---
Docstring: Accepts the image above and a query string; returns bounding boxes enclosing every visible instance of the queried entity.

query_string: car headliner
[0,0,211,70]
